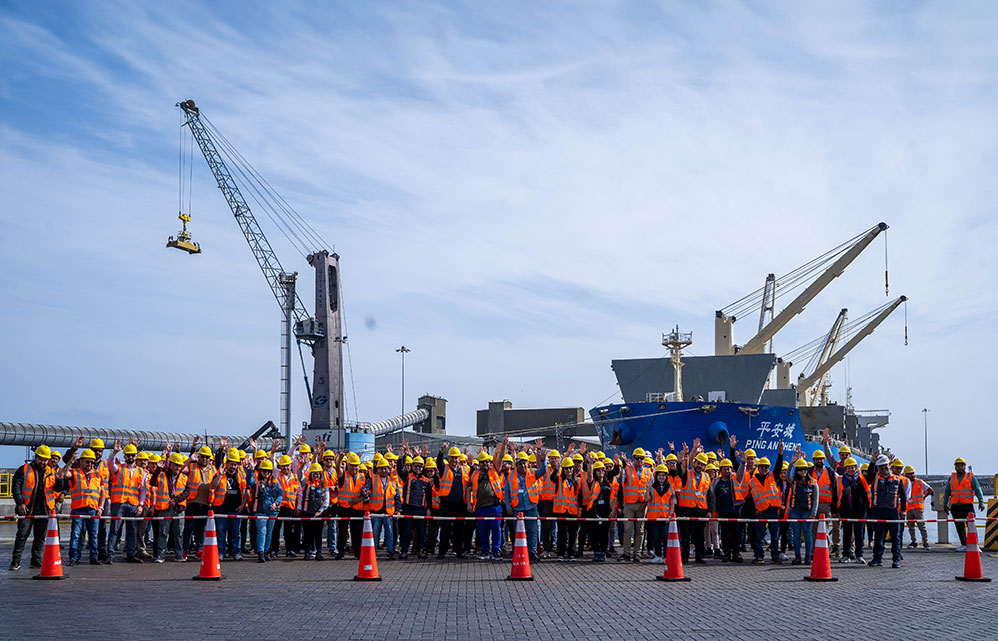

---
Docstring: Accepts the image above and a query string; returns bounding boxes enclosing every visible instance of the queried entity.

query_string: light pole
[922,408,929,475]
[396,346,411,416]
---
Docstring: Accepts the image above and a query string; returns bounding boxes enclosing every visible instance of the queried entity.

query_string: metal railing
[0,472,12,498]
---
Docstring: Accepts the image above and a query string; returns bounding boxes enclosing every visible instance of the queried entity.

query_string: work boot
[315,553,324,561]
[830,544,839,556]
[258,554,266,563]
[9,562,20,571]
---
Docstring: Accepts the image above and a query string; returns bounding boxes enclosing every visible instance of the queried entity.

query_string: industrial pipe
[367,410,430,437]
[0,422,279,453]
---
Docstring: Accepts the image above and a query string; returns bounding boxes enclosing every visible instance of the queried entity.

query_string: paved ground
[2,545,995,641]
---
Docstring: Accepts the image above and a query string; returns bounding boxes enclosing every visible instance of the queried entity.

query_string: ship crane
[716,222,889,356]
[784,296,907,406]
[783,308,847,406]
[166,99,345,445]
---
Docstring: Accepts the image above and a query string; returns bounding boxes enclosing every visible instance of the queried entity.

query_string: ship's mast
[662,326,693,402]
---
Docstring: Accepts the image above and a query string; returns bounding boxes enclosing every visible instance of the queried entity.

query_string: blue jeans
[215,513,243,557]
[325,511,337,553]
[753,508,780,560]
[109,503,138,559]
[255,515,275,555]
[372,514,394,554]
[512,507,539,555]
[787,508,813,559]
[475,504,503,555]
[70,508,98,562]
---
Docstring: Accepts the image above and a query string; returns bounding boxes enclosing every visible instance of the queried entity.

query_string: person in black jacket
[10,446,65,571]
[864,454,907,568]
[834,456,869,564]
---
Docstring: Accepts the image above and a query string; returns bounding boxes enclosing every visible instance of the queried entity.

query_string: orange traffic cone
[354,512,381,581]
[507,513,534,581]
[956,513,991,582]
[33,512,66,580]
[804,514,837,582]
[656,514,690,582]
[193,510,223,581]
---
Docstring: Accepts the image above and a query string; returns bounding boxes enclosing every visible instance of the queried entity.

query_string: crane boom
[811,309,846,405]
[739,222,888,354]
[795,295,906,404]
[795,308,847,405]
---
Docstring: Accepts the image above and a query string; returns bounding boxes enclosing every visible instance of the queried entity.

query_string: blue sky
[1,2,996,470]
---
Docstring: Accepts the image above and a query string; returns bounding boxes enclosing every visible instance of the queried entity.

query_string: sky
[1,2,996,472]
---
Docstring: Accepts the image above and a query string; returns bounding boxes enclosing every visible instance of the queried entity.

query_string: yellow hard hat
[476,451,491,462]
[843,457,858,467]
[277,455,292,467]
[695,453,709,465]
[424,458,437,470]
[238,449,247,460]
[527,454,537,463]
[655,464,668,473]
[255,450,269,460]
[632,447,646,458]
[596,451,606,459]
[838,445,851,455]
[447,447,461,457]
[592,461,605,470]
[665,453,678,463]
[515,452,529,461]
[123,444,138,455]
[745,449,757,458]
[560,458,575,468]
[547,449,561,458]
[705,463,717,471]
[954,457,966,465]
[198,446,213,457]
[226,448,240,462]
[794,459,809,469]
[80,449,96,460]
[756,457,771,467]
[148,454,161,463]
[299,444,312,454]
[385,452,398,461]
[572,453,584,462]
[903,465,915,474]
[719,458,733,468]
[861,463,869,471]
[413,456,425,465]
[643,457,654,466]
[136,449,149,460]
[346,452,361,466]
[180,455,188,463]
[169,452,185,465]
[308,463,322,474]
[812,450,825,459]
[706,451,717,460]
[782,462,790,470]
[376,459,390,469]
[373,453,384,462]
[404,455,413,465]
[891,458,903,468]
[322,449,335,459]
[459,454,468,462]
[90,438,105,449]
[259,459,274,471]
[502,454,513,463]
[51,450,61,459]
[806,462,814,468]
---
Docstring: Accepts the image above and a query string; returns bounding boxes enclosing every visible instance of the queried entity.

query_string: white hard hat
[876,455,890,466]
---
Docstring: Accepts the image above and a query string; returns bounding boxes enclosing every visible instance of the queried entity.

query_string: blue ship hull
[589,401,869,465]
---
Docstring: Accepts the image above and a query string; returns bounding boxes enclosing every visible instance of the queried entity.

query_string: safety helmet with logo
[875,455,890,467]
[123,444,138,456]
[903,465,915,474]
[412,456,424,465]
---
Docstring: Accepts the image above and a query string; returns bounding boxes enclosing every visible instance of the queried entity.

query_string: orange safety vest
[539,461,559,501]
[676,471,709,509]
[733,469,750,501]
[468,468,504,511]
[109,464,143,506]
[872,473,903,510]
[948,472,974,505]
[95,459,110,491]
[174,472,189,509]
[366,476,397,514]
[907,478,928,511]
[278,472,300,509]
[609,479,620,512]
[646,485,674,520]
[552,477,579,515]
[508,470,541,508]
[211,467,247,507]
[430,482,441,510]
[750,474,781,511]
[153,473,171,511]
[183,465,216,502]
[812,467,833,504]
[835,474,870,510]
[323,468,338,504]
[20,464,56,511]
[69,468,101,511]
[621,465,651,504]
[438,465,468,500]
[337,472,365,509]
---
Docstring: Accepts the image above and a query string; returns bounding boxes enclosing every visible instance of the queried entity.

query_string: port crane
[715,222,889,356]
[166,99,344,445]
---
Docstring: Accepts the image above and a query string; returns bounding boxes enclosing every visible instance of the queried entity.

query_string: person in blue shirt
[251,459,281,563]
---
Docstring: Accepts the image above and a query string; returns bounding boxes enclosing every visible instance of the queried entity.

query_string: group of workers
[8,430,988,572]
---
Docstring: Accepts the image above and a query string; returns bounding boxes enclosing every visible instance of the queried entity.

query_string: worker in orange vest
[467,440,507,561]
[834,457,870,564]
[646,464,677,564]
[301,463,330,560]
[535,445,562,559]
[810,447,839,555]
[209,447,248,560]
[423,458,442,556]
[902,465,932,549]
[864,453,907,567]
[943,457,985,551]
[505,448,543,560]
[675,440,711,564]
[150,452,186,562]
[181,443,218,560]
[107,441,147,563]
[747,441,784,564]
[709,457,742,563]
[334,452,367,559]
[270,454,302,559]
[435,444,470,559]
[550,457,581,560]
[56,446,104,566]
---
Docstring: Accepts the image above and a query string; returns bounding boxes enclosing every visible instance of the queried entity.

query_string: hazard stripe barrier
[2,514,995,523]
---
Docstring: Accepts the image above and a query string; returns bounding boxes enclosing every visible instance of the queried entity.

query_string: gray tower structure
[306,250,345,446]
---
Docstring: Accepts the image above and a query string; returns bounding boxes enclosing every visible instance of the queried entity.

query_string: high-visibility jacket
[508,470,541,508]
[750,474,781,511]
[438,465,468,500]
[620,465,651,504]
[430,483,441,510]
[109,465,143,506]
[871,473,904,510]
[144,471,155,510]
[676,470,709,509]
[552,477,579,515]
[836,474,870,511]
[19,463,57,511]
[69,468,102,511]
[734,469,751,501]
[786,480,814,512]
[366,476,397,514]
[323,468,338,504]
[609,479,620,512]
[812,467,833,504]
[949,472,974,505]
[468,467,504,511]
[907,478,929,511]
[183,465,216,502]
[96,460,109,491]
[211,467,247,507]
[646,485,674,520]
[539,463,558,501]
[337,472,365,509]
[153,473,172,511]
[174,472,189,509]
[277,472,300,509]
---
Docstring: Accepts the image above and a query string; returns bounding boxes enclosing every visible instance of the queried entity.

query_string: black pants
[438,502,466,556]
[538,500,555,553]
[676,506,706,561]
[336,506,363,557]
[11,514,47,566]
[871,508,901,562]
[425,508,440,554]
[840,510,866,558]
[718,510,741,559]
[270,506,300,555]
[98,499,110,559]
[400,506,426,554]
[302,520,323,554]
[591,517,610,555]
[739,503,756,551]
[556,518,579,557]
[779,520,789,553]
[951,504,974,545]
